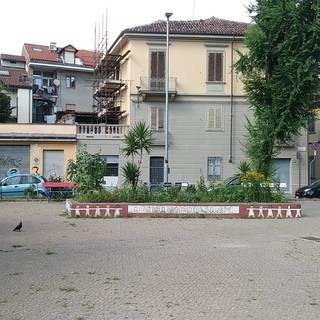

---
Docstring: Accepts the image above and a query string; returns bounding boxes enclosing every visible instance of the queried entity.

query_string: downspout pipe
[229,36,235,163]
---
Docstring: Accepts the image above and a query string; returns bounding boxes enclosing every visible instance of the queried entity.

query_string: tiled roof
[76,50,96,66]
[24,43,61,63]
[124,17,248,36]
[23,43,96,66]
[0,66,32,88]
[0,54,26,62]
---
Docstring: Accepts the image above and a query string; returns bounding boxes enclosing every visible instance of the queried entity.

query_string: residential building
[0,54,33,123]
[84,16,308,193]
[0,43,95,179]
[22,42,96,124]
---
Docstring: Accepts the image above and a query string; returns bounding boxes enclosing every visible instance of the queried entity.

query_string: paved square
[0,200,320,319]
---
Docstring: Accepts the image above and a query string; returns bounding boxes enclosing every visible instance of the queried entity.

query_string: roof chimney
[49,42,57,52]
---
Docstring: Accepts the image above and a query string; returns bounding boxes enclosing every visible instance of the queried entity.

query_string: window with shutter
[151,108,157,129]
[206,108,224,131]
[151,51,165,77]
[207,52,223,82]
[151,108,164,130]
[150,51,165,90]
[66,76,76,88]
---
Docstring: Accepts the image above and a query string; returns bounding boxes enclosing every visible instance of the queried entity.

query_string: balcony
[76,124,166,144]
[139,76,177,100]
[76,124,129,139]
[33,85,57,101]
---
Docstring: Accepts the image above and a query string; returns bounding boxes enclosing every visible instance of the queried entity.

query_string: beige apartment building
[76,16,308,193]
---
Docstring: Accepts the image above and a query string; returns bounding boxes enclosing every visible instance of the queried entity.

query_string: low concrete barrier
[65,200,302,219]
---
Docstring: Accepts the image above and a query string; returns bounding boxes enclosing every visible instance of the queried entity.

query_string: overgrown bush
[76,178,286,204]
[66,145,105,196]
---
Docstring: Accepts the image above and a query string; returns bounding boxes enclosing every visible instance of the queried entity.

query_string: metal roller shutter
[43,150,64,179]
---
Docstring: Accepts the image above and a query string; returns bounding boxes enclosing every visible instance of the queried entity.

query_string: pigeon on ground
[13,222,22,232]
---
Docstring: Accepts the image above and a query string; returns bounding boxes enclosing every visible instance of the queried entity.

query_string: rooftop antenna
[94,22,97,52]
[105,8,108,52]
[102,12,104,43]
[192,0,196,20]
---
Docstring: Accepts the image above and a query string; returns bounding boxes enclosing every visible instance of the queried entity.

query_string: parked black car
[224,176,241,186]
[295,179,320,198]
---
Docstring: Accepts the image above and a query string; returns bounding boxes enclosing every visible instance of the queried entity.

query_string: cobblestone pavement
[0,199,320,320]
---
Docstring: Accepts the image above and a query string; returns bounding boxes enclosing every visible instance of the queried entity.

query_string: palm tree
[236,160,252,177]
[121,121,154,189]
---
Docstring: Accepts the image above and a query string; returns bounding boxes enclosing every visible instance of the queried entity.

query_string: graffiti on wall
[0,155,23,167]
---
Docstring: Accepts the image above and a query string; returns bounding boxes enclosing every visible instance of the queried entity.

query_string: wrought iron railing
[139,76,177,92]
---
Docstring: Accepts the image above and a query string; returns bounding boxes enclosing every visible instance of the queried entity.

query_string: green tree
[235,0,320,176]
[121,121,153,190]
[0,83,11,122]
[66,145,106,195]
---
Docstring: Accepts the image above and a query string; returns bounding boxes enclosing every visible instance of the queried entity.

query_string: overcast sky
[0,0,254,55]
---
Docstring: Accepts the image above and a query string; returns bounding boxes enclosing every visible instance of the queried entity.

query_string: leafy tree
[235,0,320,176]
[66,145,106,195]
[121,121,153,190]
[0,83,11,122]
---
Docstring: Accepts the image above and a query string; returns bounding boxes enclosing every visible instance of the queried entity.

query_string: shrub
[66,145,105,196]
[76,177,286,204]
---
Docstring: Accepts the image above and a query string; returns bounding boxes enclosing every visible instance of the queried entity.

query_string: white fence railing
[77,124,129,139]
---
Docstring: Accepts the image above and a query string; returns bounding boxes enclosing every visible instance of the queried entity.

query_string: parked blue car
[0,174,48,198]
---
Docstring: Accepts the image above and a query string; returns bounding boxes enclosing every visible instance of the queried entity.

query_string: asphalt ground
[0,199,320,320]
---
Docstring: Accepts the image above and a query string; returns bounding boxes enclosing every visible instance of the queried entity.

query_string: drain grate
[301,236,320,242]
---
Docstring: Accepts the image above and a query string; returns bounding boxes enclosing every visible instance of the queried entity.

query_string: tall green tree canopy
[235,0,320,176]
[0,82,11,122]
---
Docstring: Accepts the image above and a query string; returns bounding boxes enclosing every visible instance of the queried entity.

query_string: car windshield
[224,176,240,185]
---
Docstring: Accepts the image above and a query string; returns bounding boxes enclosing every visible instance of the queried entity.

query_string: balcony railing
[77,124,129,139]
[33,85,57,96]
[140,76,177,92]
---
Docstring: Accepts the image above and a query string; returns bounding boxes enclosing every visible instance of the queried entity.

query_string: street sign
[312,142,318,151]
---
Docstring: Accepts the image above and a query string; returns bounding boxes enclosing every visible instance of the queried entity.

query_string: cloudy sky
[0,0,254,55]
